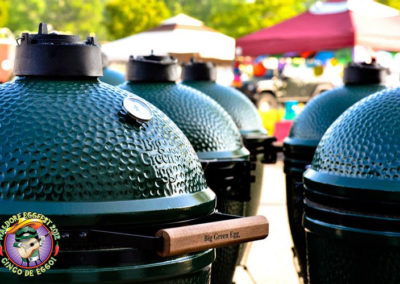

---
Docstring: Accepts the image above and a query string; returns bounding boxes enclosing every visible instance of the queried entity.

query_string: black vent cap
[126,54,179,82]
[343,61,386,85]
[181,59,217,82]
[14,23,102,77]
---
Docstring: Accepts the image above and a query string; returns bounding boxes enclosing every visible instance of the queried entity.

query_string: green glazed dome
[100,67,125,86]
[183,81,265,135]
[0,78,207,202]
[0,77,215,226]
[286,84,385,148]
[307,88,400,196]
[120,82,248,160]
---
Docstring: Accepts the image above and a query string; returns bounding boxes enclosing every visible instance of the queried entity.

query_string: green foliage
[0,0,9,27]
[377,0,400,10]
[0,0,398,41]
[252,0,307,31]
[205,1,261,38]
[43,0,105,39]
[104,0,170,40]
[163,0,312,39]
[2,0,104,39]
[6,0,45,33]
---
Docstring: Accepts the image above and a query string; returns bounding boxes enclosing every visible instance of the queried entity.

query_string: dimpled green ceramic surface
[183,81,265,135]
[287,84,385,146]
[119,82,247,160]
[0,77,216,226]
[0,78,207,201]
[309,87,400,192]
[283,83,385,282]
[304,87,400,284]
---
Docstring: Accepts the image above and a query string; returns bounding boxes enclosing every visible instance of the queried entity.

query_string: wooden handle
[156,215,269,257]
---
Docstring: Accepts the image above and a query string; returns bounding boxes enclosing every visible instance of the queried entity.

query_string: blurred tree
[3,0,105,39]
[163,0,183,16]
[377,0,400,10]
[164,0,215,21]
[5,0,45,33]
[205,1,262,38]
[0,0,9,27]
[250,0,307,33]
[1,0,398,41]
[104,0,170,40]
[43,0,105,39]
[164,0,311,39]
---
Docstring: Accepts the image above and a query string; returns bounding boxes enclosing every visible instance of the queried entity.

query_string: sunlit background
[1,0,400,138]
[1,1,400,283]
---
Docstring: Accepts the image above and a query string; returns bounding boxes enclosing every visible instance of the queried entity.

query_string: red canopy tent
[236,0,400,56]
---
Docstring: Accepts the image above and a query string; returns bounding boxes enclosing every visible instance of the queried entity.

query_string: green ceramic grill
[283,62,386,282]
[182,61,277,268]
[304,86,400,283]
[0,24,268,283]
[182,61,277,215]
[119,55,257,284]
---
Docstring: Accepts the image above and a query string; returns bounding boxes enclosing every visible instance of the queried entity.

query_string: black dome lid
[14,23,102,77]
[127,54,179,82]
[343,61,386,85]
[181,60,217,82]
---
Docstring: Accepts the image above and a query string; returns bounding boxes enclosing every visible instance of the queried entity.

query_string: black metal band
[53,248,158,268]
[243,135,277,164]
[201,159,252,202]
[283,143,316,162]
[52,212,240,253]
[304,185,400,232]
[304,198,400,233]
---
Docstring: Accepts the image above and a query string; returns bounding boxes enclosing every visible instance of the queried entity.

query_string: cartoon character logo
[0,213,60,276]
[3,218,54,269]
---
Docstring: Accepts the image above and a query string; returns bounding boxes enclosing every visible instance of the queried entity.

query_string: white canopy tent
[102,14,236,63]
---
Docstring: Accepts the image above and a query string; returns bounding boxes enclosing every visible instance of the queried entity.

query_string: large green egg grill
[182,61,276,268]
[119,55,252,284]
[283,62,386,282]
[0,24,222,283]
[182,61,277,218]
[304,86,400,283]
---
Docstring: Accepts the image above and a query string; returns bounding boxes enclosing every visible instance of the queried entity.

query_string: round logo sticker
[0,213,60,277]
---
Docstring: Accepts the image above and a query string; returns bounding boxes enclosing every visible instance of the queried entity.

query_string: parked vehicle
[238,74,334,110]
